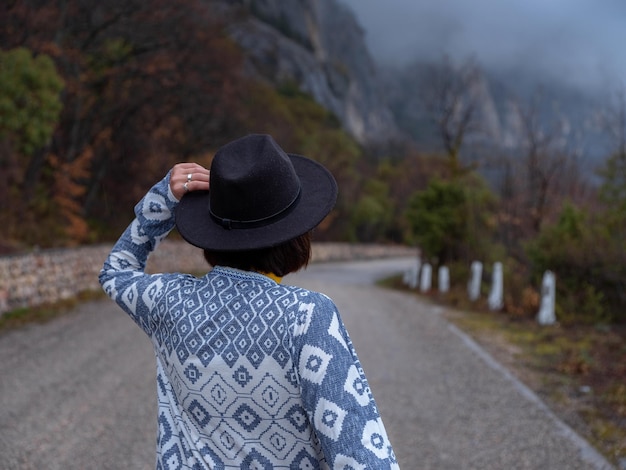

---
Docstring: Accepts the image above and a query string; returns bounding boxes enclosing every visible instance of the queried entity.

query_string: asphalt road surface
[0,258,615,469]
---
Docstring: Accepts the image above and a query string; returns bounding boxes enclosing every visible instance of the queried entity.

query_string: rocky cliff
[210,0,400,146]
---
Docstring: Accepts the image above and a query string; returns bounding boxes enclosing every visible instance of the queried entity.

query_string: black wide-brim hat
[175,134,338,251]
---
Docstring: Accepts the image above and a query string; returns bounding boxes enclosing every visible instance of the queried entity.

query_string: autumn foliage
[1,0,383,250]
[0,0,252,247]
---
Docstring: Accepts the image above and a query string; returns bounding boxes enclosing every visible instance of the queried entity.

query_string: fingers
[170,162,210,200]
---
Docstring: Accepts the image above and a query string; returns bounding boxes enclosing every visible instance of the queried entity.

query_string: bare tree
[418,56,484,176]
[502,89,585,236]
[597,85,626,212]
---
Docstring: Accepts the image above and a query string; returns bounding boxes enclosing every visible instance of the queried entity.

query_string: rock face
[214,0,399,146]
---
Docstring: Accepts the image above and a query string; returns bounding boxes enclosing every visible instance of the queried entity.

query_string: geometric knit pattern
[99,173,400,469]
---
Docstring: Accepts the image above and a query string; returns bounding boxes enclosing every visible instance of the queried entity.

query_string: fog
[339,0,626,93]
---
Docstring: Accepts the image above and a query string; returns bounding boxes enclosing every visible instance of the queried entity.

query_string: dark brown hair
[203,232,311,277]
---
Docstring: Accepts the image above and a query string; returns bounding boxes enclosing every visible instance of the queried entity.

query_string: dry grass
[381,275,626,467]
[0,289,105,334]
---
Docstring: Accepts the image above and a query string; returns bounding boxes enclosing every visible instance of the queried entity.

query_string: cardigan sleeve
[290,292,400,469]
[98,171,181,335]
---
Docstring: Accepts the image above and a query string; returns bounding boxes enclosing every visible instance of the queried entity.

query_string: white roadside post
[488,262,504,311]
[420,263,432,292]
[403,269,410,285]
[438,266,450,293]
[408,257,421,289]
[468,261,483,301]
[537,270,556,325]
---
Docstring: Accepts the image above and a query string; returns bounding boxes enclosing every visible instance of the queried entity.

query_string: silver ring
[183,182,189,192]
[187,173,192,182]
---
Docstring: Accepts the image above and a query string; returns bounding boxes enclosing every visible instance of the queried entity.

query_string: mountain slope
[212,0,400,146]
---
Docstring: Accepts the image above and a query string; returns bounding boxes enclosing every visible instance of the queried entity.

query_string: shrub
[405,173,498,267]
[526,203,625,324]
[405,178,467,265]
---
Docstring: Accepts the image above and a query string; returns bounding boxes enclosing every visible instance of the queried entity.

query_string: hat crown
[209,135,301,224]
[175,133,337,251]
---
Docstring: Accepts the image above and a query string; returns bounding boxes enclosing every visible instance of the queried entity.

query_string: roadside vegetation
[381,274,626,466]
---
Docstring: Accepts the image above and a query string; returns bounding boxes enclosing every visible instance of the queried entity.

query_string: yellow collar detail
[259,272,282,284]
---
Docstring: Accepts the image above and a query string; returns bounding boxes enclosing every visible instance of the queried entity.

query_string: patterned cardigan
[99,172,400,469]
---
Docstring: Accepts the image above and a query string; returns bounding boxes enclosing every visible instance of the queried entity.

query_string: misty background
[339,0,626,94]
[335,0,626,177]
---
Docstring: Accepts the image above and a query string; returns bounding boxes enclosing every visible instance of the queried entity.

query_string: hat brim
[175,154,338,251]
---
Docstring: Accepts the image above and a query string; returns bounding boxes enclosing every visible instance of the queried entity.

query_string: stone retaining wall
[0,241,415,316]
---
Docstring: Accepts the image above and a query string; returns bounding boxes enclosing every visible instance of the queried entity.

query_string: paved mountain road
[0,258,614,469]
